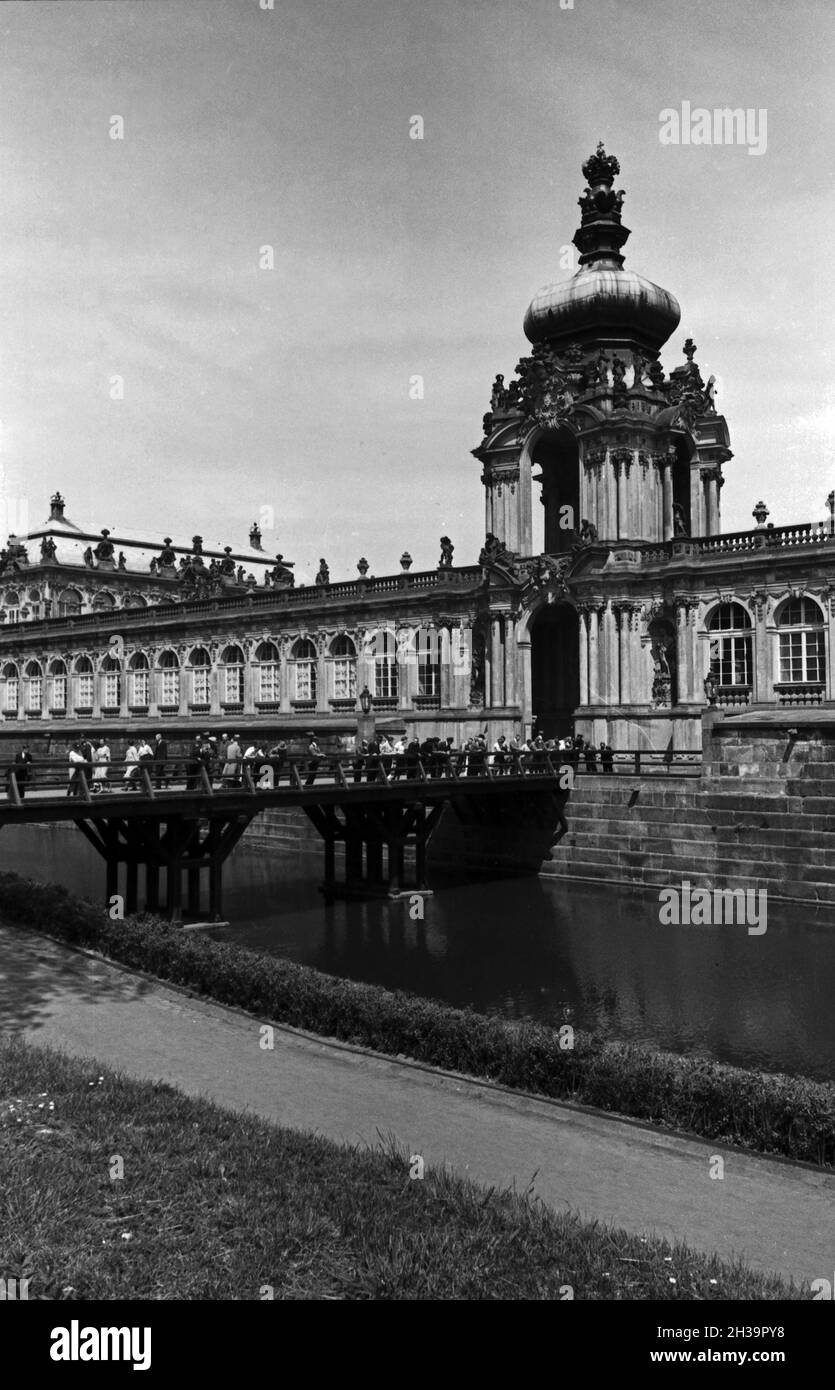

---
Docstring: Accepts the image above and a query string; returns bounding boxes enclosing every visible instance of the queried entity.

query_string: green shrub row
[2,870,833,1166]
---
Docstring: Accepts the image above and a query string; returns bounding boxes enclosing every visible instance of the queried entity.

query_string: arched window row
[704,597,828,707]
[0,626,459,718]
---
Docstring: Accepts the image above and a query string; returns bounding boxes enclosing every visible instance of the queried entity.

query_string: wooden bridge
[0,752,578,920]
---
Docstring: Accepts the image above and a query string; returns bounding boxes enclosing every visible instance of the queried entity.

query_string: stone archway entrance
[530,603,580,739]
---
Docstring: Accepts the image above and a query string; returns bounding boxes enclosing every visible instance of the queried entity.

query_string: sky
[0,0,833,582]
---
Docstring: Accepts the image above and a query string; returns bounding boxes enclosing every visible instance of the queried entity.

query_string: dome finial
[581,141,620,187]
[573,141,629,269]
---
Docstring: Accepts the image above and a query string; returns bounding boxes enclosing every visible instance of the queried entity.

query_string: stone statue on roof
[94,528,115,566]
[157,538,177,570]
[270,553,295,588]
[40,535,58,562]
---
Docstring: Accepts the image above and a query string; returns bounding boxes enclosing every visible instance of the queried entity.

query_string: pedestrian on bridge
[123,739,140,790]
[68,741,86,797]
[268,740,287,784]
[365,736,381,783]
[9,744,33,800]
[353,739,367,784]
[153,733,169,789]
[305,732,322,787]
[492,734,508,775]
[222,734,243,788]
[92,739,111,791]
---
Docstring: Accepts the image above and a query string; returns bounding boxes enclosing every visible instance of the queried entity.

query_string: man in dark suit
[11,744,33,799]
[153,732,169,788]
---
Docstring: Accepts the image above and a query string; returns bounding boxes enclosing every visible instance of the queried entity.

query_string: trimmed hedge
[1,870,833,1167]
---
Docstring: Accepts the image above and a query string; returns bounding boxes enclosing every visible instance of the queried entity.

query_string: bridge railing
[0,745,700,805]
[0,750,569,804]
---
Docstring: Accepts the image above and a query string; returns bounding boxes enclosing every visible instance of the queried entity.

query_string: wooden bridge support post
[414,804,428,891]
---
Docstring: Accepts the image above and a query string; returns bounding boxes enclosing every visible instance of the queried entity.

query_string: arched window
[24,660,43,712]
[329,634,356,701]
[707,603,752,699]
[414,629,441,699]
[254,640,280,703]
[101,652,122,709]
[129,652,150,708]
[158,649,180,707]
[188,646,211,706]
[371,628,398,702]
[58,588,82,617]
[4,590,20,624]
[123,593,147,609]
[92,592,116,611]
[2,661,19,714]
[777,597,826,698]
[48,658,67,712]
[74,655,94,710]
[291,638,317,702]
[220,644,244,705]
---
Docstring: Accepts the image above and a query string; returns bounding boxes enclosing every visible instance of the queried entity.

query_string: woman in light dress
[92,739,111,792]
[123,739,140,789]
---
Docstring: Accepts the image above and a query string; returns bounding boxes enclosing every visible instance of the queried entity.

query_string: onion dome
[523,143,680,351]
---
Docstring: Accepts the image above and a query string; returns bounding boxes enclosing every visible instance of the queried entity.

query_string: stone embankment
[242,715,835,905]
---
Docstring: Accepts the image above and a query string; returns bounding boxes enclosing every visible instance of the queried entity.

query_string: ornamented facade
[2,144,835,749]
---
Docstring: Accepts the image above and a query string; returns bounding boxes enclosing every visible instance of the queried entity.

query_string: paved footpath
[1,920,832,1286]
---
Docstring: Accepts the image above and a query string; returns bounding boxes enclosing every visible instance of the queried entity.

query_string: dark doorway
[672,447,691,536]
[531,603,580,739]
[531,428,580,555]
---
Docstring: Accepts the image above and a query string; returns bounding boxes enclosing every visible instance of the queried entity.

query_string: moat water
[4,823,833,1082]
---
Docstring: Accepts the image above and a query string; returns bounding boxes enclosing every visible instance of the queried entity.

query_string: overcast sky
[1,0,832,581]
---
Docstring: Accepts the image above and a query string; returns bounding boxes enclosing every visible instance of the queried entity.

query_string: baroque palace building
[2,143,835,751]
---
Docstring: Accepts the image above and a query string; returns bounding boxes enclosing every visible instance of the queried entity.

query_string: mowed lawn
[0,1036,804,1301]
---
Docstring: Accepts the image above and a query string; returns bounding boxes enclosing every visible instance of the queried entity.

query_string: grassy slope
[0,1037,804,1301]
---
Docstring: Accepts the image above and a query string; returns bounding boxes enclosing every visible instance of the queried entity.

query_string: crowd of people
[5,727,618,798]
[337,730,616,782]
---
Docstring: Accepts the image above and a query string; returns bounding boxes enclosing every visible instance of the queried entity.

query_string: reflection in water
[4,824,833,1081]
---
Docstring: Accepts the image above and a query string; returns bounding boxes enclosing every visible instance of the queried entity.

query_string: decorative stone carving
[611,447,633,472]
[93,529,115,566]
[516,553,570,598]
[478,532,515,569]
[514,342,577,433]
[40,536,57,562]
[157,538,176,571]
[270,554,295,587]
[438,536,454,568]
[490,375,510,411]
[611,355,628,396]
[315,558,330,585]
[469,626,485,707]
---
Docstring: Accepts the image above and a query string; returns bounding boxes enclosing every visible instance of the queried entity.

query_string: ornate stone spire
[572,141,630,269]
